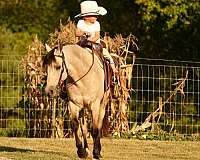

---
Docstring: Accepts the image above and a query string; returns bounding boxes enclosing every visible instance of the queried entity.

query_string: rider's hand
[84,32,91,38]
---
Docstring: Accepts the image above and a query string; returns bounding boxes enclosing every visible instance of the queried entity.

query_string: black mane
[42,48,57,67]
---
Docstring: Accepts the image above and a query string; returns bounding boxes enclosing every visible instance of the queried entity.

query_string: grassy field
[0,137,199,160]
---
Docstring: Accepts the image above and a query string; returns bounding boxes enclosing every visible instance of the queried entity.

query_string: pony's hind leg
[69,102,88,158]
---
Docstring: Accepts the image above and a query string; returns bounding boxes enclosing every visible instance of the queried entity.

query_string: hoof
[92,155,102,160]
[93,154,102,159]
[93,149,102,159]
[77,147,88,158]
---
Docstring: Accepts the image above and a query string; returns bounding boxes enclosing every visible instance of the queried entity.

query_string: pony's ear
[45,44,52,52]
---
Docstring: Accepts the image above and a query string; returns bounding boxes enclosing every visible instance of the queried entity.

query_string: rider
[75,0,118,74]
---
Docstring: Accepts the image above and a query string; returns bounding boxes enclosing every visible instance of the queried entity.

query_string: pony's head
[42,45,67,96]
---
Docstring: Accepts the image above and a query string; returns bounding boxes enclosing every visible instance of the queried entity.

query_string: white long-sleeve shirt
[77,20,101,43]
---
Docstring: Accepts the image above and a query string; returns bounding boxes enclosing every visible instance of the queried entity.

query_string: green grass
[0,138,199,160]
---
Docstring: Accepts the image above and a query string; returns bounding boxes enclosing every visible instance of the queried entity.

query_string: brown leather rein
[55,46,95,89]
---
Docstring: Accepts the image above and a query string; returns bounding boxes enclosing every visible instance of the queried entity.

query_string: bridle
[55,52,68,88]
[54,47,95,88]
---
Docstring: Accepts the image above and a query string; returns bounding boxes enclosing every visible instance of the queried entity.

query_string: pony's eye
[56,66,61,70]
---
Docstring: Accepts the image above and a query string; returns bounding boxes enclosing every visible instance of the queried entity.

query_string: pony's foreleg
[92,91,110,159]
[80,115,88,148]
[91,100,104,159]
[69,102,88,158]
[79,110,91,157]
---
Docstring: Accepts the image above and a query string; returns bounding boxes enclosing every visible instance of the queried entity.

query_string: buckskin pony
[43,44,110,159]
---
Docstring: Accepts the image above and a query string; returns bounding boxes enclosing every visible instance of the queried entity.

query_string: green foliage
[0,26,26,108]
[134,0,200,60]
[102,0,139,36]
[0,25,30,136]
[113,130,200,141]
[131,132,200,141]
[135,0,200,31]
[0,107,27,137]
[0,26,32,56]
[0,0,69,40]
[4,118,26,137]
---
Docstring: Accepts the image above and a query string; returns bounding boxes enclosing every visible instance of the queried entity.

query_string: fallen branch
[131,70,188,133]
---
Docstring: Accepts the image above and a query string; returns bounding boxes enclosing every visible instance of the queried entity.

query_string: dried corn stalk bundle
[103,34,138,136]
[47,20,76,48]
[21,36,49,137]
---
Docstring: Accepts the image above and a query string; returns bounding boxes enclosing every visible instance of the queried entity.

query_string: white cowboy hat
[75,1,107,18]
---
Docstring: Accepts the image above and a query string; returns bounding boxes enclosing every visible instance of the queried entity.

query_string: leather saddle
[77,36,113,91]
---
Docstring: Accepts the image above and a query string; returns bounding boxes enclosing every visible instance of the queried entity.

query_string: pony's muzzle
[45,86,55,97]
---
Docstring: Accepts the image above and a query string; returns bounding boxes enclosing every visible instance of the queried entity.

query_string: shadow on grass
[0,146,33,153]
[0,145,74,159]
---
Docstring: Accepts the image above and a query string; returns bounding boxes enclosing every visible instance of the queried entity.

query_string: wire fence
[131,58,200,136]
[0,55,200,137]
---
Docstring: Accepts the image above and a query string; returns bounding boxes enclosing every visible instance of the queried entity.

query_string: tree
[134,0,200,60]
[0,0,69,40]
